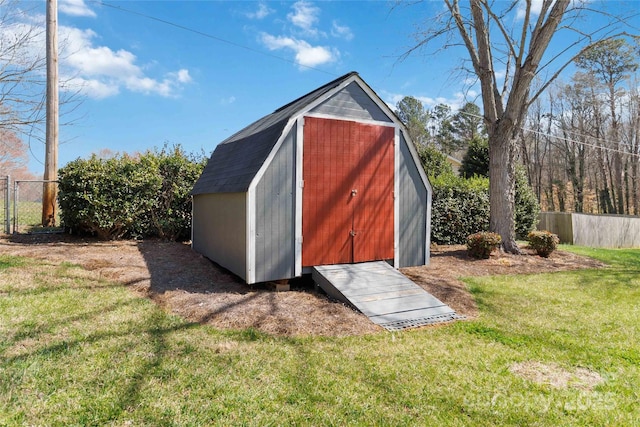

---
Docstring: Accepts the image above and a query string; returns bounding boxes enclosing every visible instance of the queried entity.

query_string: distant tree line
[396,98,540,244]
[521,38,640,215]
[395,97,486,159]
[398,37,640,218]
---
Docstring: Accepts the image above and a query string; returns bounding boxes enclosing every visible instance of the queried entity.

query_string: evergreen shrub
[417,144,454,178]
[430,174,490,245]
[527,230,560,258]
[456,136,540,240]
[58,145,206,240]
[466,231,502,259]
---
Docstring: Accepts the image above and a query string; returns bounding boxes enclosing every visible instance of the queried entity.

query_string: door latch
[351,189,358,197]
[350,230,357,237]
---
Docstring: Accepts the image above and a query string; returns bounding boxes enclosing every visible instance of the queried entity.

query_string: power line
[85,1,640,160]
[91,1,337,76]
[523,126,638,157]
[457,110,640,158]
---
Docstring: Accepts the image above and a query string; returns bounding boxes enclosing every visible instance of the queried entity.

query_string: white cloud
[63,29,139,77]
[383,90,474,113]
[59,0,96,18]
[494,68,507,80]
[331,21,353,41]
[463,77,476,86]
[260,33,336,68]
[0,6,191,100]
[0,22,45,65]
[287,1,322,37]
[257,1,344,70]
[246,2,273,20]
[516,0,544,20]
[171,69,192,84]
[59,25,191,99]
[64,76,119,99]
[220,96,236,105]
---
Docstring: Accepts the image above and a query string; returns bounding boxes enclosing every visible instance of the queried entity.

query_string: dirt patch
[0,235,606,337]
[509,361,604,390]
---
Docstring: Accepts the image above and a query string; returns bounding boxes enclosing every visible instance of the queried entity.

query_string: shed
[191,72,432,284]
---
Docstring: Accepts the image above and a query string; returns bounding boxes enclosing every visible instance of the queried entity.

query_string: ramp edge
[379,313,465,331]
[312,262,463,331]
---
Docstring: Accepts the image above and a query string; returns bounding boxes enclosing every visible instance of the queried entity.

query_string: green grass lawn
[10,201,63,233]
[1,246,639,426]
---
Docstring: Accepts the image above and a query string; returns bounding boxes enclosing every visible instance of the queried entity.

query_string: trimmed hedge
[151,147,207,240]
[58,146,206,240]
[528,230,559,258]
[467,231,501,259]
[430,174,490,245]
[429,170,539,245]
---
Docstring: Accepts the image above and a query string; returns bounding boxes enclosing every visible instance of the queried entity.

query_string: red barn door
[302,117,394,267]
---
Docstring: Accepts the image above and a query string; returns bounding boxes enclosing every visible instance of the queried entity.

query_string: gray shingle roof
[192,71,360,195]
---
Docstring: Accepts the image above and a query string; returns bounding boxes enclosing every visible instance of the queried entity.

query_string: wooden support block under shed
[267,280,290,292]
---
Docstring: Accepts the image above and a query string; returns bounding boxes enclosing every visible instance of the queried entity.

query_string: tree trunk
[633,162,639,215]
[557,181,566,212]
[575,147,586,213]
[596,146,614,213]
[546,152,556,212]
[613,152,624,214]
[489,129,519,253]
[625,160,630,215]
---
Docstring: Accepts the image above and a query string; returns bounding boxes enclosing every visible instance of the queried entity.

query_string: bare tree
[0,0,47,135]
[0,128,35,179]
[575,38,638,214]
[544,74,595,213]
[622,77,640,215]
[520,90,551,206]
[404,0,636,252]
[0,0,81,158]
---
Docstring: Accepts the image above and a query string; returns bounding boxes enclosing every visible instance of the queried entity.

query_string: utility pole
[42,0,58,227]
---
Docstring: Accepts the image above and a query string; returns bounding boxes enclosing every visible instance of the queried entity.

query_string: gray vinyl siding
[254,125,296,282]
[311,82,392,123]
[398,133,428,267]
[192,193,247,281]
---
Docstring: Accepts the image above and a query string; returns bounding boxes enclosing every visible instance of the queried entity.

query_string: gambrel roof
[191,71,392,195]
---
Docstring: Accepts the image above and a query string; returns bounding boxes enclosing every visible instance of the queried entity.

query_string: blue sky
[15,0,639,173]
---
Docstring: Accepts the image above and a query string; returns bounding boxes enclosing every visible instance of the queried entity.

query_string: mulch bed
[1,234,606,337]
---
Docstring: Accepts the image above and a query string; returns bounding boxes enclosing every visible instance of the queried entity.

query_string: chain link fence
[12,180,63,234]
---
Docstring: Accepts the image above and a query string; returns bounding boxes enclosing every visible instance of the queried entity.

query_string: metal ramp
[312,261,461,331]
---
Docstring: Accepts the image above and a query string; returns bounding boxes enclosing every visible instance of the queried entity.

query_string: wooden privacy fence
[538,212,640,248]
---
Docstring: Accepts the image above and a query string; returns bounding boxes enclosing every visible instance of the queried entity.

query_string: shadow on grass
[0,235,310,423]
[136,240,254,295]
[3,291,271,420]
